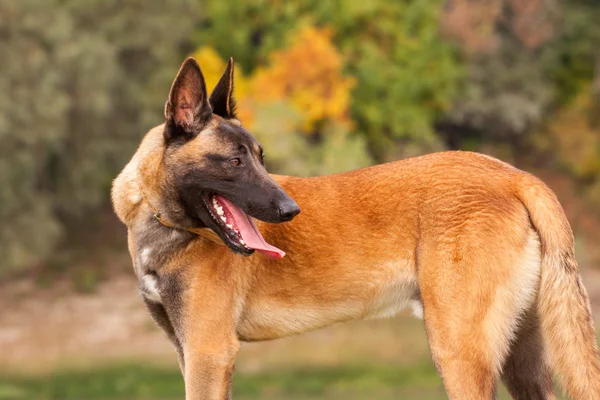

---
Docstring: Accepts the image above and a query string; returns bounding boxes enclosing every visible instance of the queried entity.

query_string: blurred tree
[442,0,559,54]
[0,0,199,275]
[193,46,254,125]
[250,26,355,132]
[193,46,251,99]
[438,0,560,149]
[3,0,600,276]
[442,0,502,54]
[544,92,600,182]
[326,0,463,160]
[543,0,600,106]
[439,40,555,148]
[438,0,600,154]
[195,0,463,161]
[250,103,372,177]
[538,0,600,204]
[194,32,371,176]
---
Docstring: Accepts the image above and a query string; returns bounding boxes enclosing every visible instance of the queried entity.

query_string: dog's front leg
[183,335,239,400]
[175,269,241,400]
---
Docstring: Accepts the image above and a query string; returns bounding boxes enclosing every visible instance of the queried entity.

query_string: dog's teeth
[240,239,245,245]
[216,207,224,216]
[226,223,233,229]
[220,216,227,222]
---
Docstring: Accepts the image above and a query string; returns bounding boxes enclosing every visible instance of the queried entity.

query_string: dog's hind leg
[417,227,541,400]
[421,291,503,399]
[501,307,556,400]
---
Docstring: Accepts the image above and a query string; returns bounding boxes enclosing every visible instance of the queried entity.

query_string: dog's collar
[137,180,225,246]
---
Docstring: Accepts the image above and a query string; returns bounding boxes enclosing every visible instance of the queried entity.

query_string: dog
[112,57,600,400]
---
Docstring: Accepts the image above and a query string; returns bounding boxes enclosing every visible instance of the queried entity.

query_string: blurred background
[1,0,599,398]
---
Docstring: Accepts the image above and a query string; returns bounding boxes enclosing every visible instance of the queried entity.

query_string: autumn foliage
[196,26,354,134]
[442,0,558,54]
[3,0,600,275]
[250,26,354,132]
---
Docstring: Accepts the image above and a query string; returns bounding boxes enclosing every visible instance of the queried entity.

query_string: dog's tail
[518,175,600,399]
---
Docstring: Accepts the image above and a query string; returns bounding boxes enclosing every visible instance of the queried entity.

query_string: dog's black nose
[278,200,301,222]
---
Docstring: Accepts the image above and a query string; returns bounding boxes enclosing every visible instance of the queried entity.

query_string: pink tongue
[215,195,285,259]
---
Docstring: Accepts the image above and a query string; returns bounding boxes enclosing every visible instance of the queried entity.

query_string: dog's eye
[230,158,242,166]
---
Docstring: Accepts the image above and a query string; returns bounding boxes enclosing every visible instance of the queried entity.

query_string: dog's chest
[132,218,195,303]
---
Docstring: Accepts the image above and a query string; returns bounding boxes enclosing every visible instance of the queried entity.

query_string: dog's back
[112,56,600,400]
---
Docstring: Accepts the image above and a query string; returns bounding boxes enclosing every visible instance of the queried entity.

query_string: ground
[1,264,599,399]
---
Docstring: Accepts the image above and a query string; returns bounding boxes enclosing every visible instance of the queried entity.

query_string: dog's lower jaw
[200,196,254,256]
[224,241,255,257]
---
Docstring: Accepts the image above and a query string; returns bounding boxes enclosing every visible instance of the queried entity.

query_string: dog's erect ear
[164,57,212,140]
[209,58,237,120]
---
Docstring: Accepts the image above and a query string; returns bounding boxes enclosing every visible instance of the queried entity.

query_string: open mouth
[202,194,285,259]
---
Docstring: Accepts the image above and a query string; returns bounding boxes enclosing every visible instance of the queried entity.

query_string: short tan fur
[112,58,600,400]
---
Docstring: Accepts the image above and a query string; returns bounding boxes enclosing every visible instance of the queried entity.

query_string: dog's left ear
[209,58,237,120]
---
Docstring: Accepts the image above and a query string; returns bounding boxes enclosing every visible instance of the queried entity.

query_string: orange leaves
[189,26,370,176]
[193,26,354,133]
[251,26,354,131]
[255,26,354,132]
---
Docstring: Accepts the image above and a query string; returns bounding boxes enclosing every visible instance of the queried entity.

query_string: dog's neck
[112,125,166,225]
[137,148,181,224]
[128,126,192,227]
[138,174,223,245]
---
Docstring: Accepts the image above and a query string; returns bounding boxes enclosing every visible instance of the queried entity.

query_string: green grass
[0,362,561,400]
[0,363,453,400]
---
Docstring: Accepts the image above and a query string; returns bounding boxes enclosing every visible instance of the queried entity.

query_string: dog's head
[160,57,300,257]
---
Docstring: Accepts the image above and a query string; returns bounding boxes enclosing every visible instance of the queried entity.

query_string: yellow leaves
[192,47,226,91]
[192,46,254,124]
[192,47,250,97]
[193,26,354,134]
[251,26,355,131]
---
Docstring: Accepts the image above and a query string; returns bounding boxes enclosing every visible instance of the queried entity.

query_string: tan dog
[112,57,600,400]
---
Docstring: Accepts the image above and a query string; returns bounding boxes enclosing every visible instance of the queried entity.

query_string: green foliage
[445,41,554,140]
[325,0,463,159]
[196,0,464,160]
[0,361,540,399]
[543,0,600,105]
[441,0,600,148]
[194,26,371,177]
[0,363,446,400]
[2,0,600,275]
[0,0,200,275]
[251,103,372,176]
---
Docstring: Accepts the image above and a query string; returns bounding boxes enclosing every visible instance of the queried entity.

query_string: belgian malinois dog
[112,57,600,400]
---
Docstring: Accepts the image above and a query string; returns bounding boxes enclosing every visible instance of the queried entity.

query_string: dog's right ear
[209,58,237,120]
[164,57,212,142]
